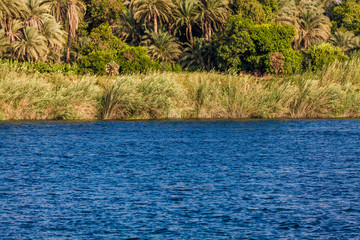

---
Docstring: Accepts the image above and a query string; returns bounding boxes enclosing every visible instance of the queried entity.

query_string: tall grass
[320,53,360,85]
[99,75,174,119]
[0,63,101,120]
[0,60,359,120]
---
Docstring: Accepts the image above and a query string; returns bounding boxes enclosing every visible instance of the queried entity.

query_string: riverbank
[0,60,359,121]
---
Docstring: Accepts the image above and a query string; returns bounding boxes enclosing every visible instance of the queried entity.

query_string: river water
[0,120,359,239]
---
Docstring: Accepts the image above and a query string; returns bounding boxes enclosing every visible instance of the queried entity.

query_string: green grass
[0,60,359,120]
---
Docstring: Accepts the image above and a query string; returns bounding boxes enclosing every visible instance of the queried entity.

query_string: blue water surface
[0,120,359,239]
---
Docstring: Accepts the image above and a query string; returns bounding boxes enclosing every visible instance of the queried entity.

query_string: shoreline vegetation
[0,59,359,121]
[1,0,360,121]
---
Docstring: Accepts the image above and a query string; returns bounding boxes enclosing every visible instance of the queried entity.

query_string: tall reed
[321,53,360,85]
[0,63,101,120]
[99,75,175,119]
[0,60,359,120]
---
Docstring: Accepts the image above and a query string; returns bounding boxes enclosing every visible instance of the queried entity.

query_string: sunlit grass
[0,61,359,120]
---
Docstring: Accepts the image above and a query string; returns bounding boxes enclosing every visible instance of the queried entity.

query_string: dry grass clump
[320,54,360,86]
[0,64,101,120]
[99,74,175,119]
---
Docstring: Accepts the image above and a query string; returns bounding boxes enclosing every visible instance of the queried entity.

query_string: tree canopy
[0,0,358,74]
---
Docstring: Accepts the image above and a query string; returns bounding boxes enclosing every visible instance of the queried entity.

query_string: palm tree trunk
[207,20,212,41]
[204,18,211,41]
[66,28,71,63]
[189,24,193,45]
[56,47,61,63]
[154,11,158,33]
[204,19,208,41]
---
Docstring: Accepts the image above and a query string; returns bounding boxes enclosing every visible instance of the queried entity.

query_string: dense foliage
[0,0,359,75]
[216,16,298,73]
[307,43,348,71]
[79,24,159,74]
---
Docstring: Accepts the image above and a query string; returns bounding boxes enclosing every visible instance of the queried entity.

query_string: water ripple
[0,120,359,239]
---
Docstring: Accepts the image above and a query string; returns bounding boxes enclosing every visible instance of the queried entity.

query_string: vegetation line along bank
[0,0,359,120]
[1,0,360,74]
[0,60,359,120]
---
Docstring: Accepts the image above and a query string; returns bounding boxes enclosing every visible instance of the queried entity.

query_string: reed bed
[0,61,359,120]
[0,63,101,120]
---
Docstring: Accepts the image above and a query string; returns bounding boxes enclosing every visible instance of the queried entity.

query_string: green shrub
[79,23,159,75]
[251,23,295,53]
[282,48,304,74]
[307,43,348,71]
[217,15,297,74]
[87,23,124,52]
[160,62,183,72]
[216,16,256,72]
[80,46,159,75]
[27,62,80,74]
[0,58,80,74]
[80,51,115,75]
[332,1,360,35]
[87,0,124,29]
[232,0,278,24]
[116,45,159,74]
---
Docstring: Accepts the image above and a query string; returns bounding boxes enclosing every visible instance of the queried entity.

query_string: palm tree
[142,29,182,63]
[47,0,67,23]
[0,0,24,31]
[71,36,90,61]
[65,0,85,63]
[0,0,12,17]
[42,17,65,61]
[295,9,331,50]
[6,19,23,43]
[0,0,65,62]
[277,0,331,50]
[318,0,338,17]
[330,30,357,54]
[105,61,119,77]
[112,8,143,45]
[0,0,16,26]
[351,37,360,53]
[0,0,23,19]
[12,26,48,62]
[0,29,10,55]
[23,0,52,30]
[131,0,174,33]
[174,0,198,45]
[196,0,229,41]
[42,17,65,48]
[180,37,207,70]
[48,0,85,62]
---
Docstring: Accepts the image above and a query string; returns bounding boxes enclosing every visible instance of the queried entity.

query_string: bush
[307,43,348,71]
[87,23,124,52]
[0,58,80,74]
[80,46,159,75]
[251,23,295,53]
[216,16,256,72]
[79,23,159,75]
[232,0,278,24]
[116,45,159,74]
[216,15,297,74]
[80,51,115,75]
[269,52,285,74]
[282,48,304,74]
